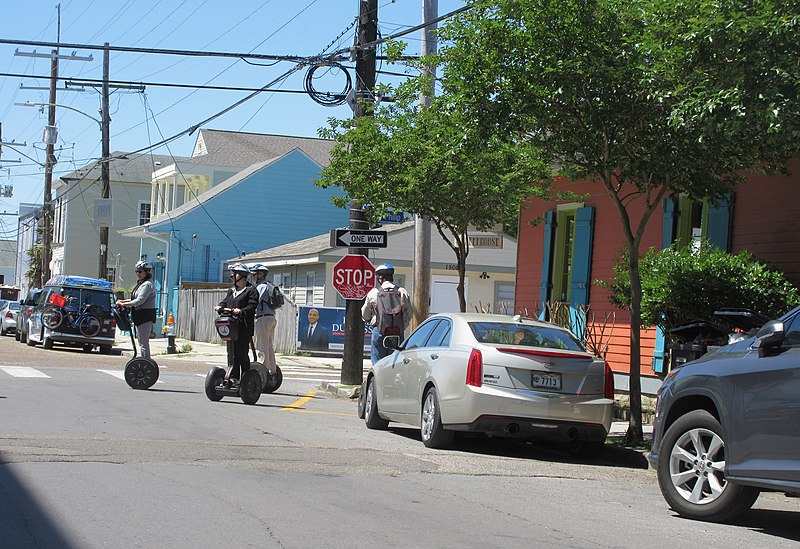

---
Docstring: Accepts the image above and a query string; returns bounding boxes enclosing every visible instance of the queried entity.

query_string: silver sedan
[358,313,615,453]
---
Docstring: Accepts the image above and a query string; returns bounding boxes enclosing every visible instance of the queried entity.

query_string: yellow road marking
[291,410,356,417]
[281,391,317,411]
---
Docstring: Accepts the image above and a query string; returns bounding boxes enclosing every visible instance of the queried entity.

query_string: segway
[113,306,159,390]
[249,340,283,394]
[205,309,261,405]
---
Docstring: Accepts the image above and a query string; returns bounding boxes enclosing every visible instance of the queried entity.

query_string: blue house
[120,132,348,325]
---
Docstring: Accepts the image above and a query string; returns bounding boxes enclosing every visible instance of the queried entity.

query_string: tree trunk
[626,242,645,444]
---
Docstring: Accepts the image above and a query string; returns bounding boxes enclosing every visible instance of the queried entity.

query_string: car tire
[357,380,367,419]
[42,334,54,349]
[26,330,35,346]
[99,345,113,355]
[82,343,94,353]
[15,329,20,341]
[657,409,759,522]
[1,327,6,336]
[364,376,389,430]
[420,387,454,449]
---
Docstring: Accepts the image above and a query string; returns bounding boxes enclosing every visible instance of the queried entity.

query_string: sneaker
[229,378,240,388]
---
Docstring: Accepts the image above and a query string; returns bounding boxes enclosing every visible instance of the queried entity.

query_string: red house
[515,162,800,391]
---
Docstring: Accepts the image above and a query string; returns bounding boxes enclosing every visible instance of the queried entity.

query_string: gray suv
[648,304,800,522]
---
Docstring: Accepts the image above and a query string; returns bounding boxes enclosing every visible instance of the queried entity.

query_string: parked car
[358,313,614,454]
[25,275,116,354]
[16,288,42,343]
[648,304,800,522]
[0,300,21,336]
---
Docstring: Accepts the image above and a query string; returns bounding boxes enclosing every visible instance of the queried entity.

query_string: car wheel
[82,343,94,353]
[364,376,389,430]
[420,387,454,449]
[15,329,20,341]
[25,329,35,346]
[1,326,6,336]
[42,334,54,349]
[657,409,759,522]
[99,345,113,355]
[20,322,29,344]
[357,380,367,419]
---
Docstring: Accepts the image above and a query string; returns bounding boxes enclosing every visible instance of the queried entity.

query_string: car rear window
[9,302,21,310]
[468,321,584,351]
[56,287,113,312]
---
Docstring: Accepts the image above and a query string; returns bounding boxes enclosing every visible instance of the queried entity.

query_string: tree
[434,0,799,442]
[317,85,551,312]
[26,244,43,289]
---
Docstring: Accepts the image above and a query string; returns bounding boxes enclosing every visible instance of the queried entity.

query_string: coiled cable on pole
[304,62,352,107]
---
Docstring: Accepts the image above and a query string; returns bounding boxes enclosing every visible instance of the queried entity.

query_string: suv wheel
[657,409,759,522]
[42,334,54,349]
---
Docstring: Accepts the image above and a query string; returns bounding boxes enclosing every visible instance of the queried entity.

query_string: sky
[0,0,466,238]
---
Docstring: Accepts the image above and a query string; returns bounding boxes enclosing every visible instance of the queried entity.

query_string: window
[541,204,594,310]
[552,207,577,302]
[426,319,452,348]
[405,320,440,350]
[666,193,732,252]
[494,282,515,314]
[305,272,315,305]
[782,310,800,347]
[138,202,151,226]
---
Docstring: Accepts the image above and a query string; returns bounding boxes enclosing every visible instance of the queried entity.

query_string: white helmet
[250,263,270,274]
[375,263,394,276]
[228,263,250,275]
[135,260,152,271]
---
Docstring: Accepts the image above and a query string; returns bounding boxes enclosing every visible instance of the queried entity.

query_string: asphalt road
[0,334,797,548]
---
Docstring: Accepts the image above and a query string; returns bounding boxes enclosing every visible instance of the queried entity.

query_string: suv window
[782,311,800,347]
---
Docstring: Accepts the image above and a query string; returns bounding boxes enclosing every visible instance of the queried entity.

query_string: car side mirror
[382,335,402,351]
[754,319,784,357]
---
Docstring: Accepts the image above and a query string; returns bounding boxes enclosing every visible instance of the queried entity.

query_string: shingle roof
[190,128,335,168]
[59,152,186,184]
[240,220,414,261]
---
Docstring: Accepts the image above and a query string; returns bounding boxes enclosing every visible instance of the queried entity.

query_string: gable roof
[190,128,335,169]
[59,152,184,184]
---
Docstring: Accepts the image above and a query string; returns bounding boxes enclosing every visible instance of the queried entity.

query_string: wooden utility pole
[42,49,59,287]
[412,0,438,329]
[341,0,378,386]
[98,43,111,279]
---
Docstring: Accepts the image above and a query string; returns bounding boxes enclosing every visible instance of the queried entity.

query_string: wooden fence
[176,288,298,354]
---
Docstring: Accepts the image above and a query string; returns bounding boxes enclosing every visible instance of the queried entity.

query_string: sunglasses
[135,270,144,273]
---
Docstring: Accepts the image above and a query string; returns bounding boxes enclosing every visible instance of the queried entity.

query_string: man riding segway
[115,260,160,389]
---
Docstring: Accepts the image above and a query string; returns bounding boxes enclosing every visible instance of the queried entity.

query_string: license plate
[531,372,562,390]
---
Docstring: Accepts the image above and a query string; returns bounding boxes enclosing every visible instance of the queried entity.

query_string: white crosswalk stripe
[0,366,51,378]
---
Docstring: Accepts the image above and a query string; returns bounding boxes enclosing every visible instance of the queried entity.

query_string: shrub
[599,243,800,333]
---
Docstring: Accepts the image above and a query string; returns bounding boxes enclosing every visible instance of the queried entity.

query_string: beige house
[238,220,518,315]
[52,152,181,288]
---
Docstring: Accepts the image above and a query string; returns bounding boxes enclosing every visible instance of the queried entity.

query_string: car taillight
[466,348,483,387]
[5,311,12,318]
[110,319,116,330]
[604,362,615,399]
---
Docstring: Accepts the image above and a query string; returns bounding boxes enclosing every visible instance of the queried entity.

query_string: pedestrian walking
[361,263,412,364]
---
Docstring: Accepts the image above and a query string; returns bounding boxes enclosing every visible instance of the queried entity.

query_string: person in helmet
[215,263,259,385]
[115,260,157,359]
[250,263,278,375]
[361,263,412,364]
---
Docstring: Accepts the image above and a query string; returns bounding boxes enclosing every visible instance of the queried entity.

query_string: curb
[319,382,360,400]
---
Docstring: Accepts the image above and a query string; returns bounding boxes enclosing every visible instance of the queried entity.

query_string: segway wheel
[263,365,283,394]
[240,369,261,405]
[125,358,159,390]
[205,367,225,401]
[249,361,269,393]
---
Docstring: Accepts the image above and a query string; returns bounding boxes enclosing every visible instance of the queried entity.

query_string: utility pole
[341,0,378,386]
[42,49,59,287]
[412,0,438,329]
[98,43,111,280]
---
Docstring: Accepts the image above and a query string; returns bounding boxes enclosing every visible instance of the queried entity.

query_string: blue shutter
[539,211,556,319]
[569,207,595,307]
[706,192,733,251]
[653,197,679,375]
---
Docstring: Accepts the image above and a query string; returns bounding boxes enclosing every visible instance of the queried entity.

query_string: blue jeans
[370,327,391,365]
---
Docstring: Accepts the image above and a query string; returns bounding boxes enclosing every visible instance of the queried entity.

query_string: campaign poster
[297,306,370,355]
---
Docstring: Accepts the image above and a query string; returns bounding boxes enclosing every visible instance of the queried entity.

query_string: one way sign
[330,229,388,248]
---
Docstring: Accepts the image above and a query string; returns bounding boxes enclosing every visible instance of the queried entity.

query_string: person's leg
[370,328,382,365]
[253,316,267,364]
[263,315,277,374]
[227,341,240,380]
[235,336,251,375]
[136,322,152,359]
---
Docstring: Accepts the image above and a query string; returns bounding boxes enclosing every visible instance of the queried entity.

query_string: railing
[176,288,298,354]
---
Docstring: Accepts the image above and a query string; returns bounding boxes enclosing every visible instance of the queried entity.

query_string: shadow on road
[0,451,79,548]
[386,426,649,469]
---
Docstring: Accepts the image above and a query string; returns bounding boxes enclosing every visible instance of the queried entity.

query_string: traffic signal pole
[341,0,378,386]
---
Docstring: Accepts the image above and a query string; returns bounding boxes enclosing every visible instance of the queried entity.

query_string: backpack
[376,284,404,337]
[267,283,285,309]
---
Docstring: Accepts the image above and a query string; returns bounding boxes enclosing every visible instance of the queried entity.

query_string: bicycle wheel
[42,306,64,330]
[79,314,101,337]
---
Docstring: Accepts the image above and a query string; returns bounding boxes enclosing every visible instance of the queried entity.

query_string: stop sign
[332,255,375,300]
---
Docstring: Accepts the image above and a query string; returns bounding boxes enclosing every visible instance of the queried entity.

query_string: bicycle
[41,295,102,338]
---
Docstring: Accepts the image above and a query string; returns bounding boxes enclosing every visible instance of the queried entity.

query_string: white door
[431,276,465,313]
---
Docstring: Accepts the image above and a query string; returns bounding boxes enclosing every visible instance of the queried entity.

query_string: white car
[358,313,614,454]
[0,300,21,336]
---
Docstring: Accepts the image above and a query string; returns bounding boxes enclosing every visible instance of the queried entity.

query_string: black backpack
[267,283,285,309]
[376,284,404,337]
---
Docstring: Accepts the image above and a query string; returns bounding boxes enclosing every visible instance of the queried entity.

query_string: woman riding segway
[116,261,160,389]
[204,263,261,405]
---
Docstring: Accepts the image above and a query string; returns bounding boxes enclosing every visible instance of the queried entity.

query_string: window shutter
[569,207,595,307]
[705,192,733,251]
[539,211,556,318]
[662,196,678,249]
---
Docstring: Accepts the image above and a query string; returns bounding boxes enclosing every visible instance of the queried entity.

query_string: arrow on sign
[330,229,388,248]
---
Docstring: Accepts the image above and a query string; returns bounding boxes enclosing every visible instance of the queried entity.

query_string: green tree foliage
[600,244,800,333]
[434,0,799,442]
[26,244,42,289]
[317,83,551,311]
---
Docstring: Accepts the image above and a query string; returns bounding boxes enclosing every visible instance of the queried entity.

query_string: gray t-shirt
[129,279,156,310]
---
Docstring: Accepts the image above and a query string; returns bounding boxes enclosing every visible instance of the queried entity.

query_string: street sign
[330,229,388,248]
[332,255,375,300]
